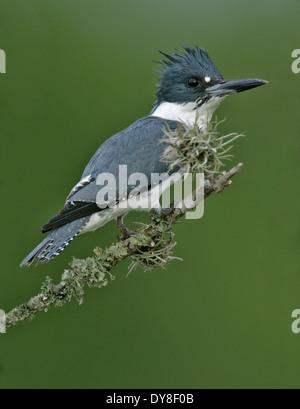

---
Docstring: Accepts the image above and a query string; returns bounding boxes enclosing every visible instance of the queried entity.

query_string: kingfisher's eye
[187,78,200,87]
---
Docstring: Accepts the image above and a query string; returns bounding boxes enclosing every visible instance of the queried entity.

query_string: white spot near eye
[204,76,211,83]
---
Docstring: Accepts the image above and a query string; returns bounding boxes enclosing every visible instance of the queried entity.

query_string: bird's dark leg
[155,201,177,215]
[117,213,137,239]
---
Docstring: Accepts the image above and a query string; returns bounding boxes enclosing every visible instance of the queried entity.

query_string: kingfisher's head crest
[155,46,224,105]
[155,45,267,107]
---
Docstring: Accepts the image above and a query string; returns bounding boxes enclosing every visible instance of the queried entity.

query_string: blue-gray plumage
[20,117,179,266]
[20,45,267,266]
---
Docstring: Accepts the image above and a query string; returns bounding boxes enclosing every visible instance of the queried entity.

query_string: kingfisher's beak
[205,78,268,96]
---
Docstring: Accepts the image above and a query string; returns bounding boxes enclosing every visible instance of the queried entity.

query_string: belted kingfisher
[20,46,267,266]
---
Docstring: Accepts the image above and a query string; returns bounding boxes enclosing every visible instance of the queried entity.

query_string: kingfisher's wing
[42,116,179,232]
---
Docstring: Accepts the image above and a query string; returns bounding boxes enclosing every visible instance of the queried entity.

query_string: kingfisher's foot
[117,214,137,239]
[155,201,177,216]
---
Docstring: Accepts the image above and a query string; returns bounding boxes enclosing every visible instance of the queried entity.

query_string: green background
[0,0,299,389]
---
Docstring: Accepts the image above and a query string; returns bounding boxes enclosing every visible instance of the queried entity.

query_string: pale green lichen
[128,230,181,275]
[161,118,244,175]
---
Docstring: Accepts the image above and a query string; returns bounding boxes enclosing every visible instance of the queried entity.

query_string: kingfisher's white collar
[151,96,226,131]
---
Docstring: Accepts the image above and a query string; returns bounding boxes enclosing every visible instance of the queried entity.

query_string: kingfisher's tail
[20,217,89,267]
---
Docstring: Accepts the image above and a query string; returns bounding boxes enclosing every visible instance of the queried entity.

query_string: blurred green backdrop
[0,0,299,389]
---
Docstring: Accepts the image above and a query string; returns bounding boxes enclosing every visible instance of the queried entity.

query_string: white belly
[80,172,182,234]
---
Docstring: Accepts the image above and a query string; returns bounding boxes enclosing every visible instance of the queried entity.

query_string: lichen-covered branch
[5,120,244,330]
